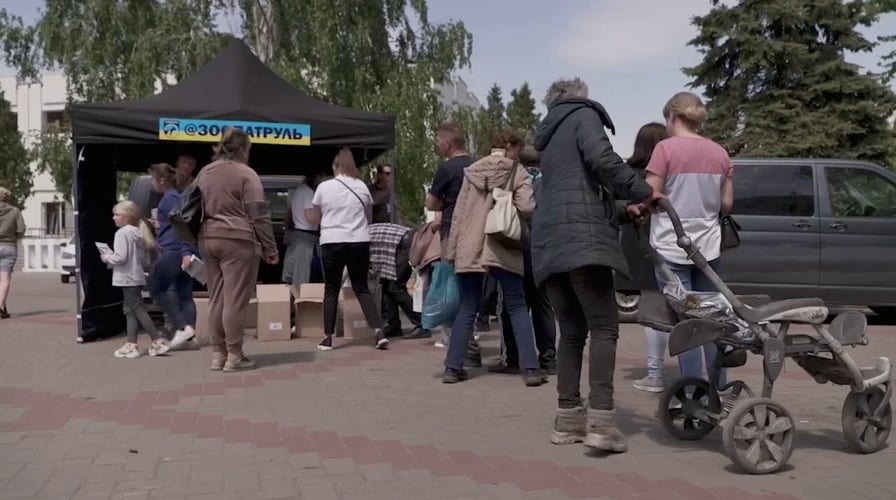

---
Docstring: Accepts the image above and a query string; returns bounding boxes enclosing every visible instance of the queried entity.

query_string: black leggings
[320,242,381,335]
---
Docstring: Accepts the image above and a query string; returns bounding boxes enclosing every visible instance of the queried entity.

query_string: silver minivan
[617,158,896,321]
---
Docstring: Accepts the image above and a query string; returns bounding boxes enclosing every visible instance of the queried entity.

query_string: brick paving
[1,274,895,499]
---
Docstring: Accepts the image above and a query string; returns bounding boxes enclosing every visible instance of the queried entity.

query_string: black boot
[464,338,482,368]
[540,349,557,375]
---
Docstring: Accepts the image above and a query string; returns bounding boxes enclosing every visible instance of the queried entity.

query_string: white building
[1,73,73,273]
[436,76,481,110]
[0,73,73,238]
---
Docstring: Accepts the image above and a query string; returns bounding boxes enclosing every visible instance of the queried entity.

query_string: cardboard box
[192,294,257,340]
[341,284,382,340]
[255,284,292,341]
[294,284,326,338]
[245,299,258,329]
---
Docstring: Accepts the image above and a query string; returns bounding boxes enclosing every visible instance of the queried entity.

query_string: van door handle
[792,220,812,229]
[829,221,848,230]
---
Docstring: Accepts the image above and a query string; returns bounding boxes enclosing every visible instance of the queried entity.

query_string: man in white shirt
[282,173,323,287]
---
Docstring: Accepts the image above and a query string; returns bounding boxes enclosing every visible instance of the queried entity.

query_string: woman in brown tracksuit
[195,128,279,372]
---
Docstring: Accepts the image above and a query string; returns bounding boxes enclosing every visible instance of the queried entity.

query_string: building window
[42,202,67,236]
[43,110,66,132]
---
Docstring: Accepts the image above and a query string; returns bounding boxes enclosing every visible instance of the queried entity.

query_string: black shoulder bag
[169,184,203,245]
[720,213,741,251]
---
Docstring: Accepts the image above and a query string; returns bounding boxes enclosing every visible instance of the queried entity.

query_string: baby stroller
[639,199,892,474]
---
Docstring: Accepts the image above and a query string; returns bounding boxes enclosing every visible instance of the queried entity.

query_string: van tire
[616,292,640,323]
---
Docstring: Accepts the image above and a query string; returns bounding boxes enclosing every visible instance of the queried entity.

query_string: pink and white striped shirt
[646,136,733,265]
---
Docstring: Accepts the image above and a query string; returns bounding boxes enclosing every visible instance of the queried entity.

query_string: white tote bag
[484,162,522,241]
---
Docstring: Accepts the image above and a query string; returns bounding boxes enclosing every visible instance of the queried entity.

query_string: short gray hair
[544,78,588,107]
[0,187,10,203]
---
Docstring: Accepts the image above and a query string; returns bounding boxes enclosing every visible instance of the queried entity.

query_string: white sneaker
[434,339,447,348]
[114,343,141,359]
[633,376,664,393]
[148,339,171,357]
[170,326,195,349]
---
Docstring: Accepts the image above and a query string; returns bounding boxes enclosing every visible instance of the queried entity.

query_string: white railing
[22,237,69,272]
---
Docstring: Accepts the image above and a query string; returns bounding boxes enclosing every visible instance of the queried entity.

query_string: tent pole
[388,149,396,223]
[73,143,84,341]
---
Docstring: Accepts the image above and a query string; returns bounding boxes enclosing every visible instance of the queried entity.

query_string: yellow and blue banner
[158,118,311,146]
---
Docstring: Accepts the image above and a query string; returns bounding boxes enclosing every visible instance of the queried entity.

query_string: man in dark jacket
[531,77,659,454]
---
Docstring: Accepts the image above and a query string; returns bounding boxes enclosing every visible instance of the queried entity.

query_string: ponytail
[137,219,156,251]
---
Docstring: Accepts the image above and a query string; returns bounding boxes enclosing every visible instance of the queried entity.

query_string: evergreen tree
[506,83,540,142]
[0,91,32,204]
[687,0,896,166]
[484,83,505,130]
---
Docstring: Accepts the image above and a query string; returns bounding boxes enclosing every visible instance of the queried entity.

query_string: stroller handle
[652,198,751,316]
[656,198,686,242]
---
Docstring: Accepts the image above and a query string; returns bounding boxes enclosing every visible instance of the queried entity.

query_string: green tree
[687,0,896,167]
[36,0,228,103]
[235,0,473,219]
[868,0,896,81]
[0,90,32,204]
[30,119,73,200]
[446,103,490,157]
[484,83,505,129]
[506,82,539,142]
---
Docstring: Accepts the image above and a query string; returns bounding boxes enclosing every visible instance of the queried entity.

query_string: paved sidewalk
[1,277,895,499]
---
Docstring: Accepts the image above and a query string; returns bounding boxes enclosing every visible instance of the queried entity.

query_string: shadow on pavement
[250,350,316,368]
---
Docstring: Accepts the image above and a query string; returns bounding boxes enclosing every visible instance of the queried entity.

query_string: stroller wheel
[658,377,721,441]
[842,386,892,454]
[722,397,795,475]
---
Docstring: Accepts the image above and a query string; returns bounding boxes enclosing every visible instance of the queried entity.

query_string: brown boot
[584,409,627,453]
[551,406,586,445]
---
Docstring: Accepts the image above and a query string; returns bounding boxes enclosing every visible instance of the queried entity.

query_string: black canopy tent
[70,39,395,341]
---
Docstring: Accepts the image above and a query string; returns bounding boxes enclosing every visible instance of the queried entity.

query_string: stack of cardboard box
[192,281,382,343]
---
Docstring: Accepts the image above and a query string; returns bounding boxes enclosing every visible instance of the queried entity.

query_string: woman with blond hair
[194,127,278,371]
[306,147,385,352]
[646,91,735,386]
[0,187,25,319]
[102,200,169,358]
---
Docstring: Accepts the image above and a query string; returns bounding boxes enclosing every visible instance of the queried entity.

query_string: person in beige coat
[442,130,545,387]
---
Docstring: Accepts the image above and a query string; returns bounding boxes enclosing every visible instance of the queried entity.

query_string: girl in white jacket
[101,201,170,358]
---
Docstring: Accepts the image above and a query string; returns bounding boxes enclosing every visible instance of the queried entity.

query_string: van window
[265,190,290,223]
[733,164,814,217]
[825,167,896,218]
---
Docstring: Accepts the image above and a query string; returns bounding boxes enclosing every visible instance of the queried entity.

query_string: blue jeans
[148,252,196,331]
[445,268,539,372]
[654,259,727,386]
[644,326,669,379]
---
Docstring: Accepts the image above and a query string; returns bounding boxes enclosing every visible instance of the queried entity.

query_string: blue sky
[3,0,896,156]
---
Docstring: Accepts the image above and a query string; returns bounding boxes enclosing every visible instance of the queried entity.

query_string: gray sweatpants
[282,231,318,286]
[121,286,160,343]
